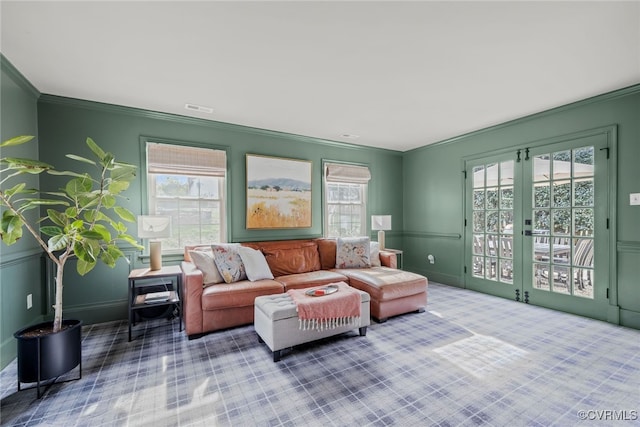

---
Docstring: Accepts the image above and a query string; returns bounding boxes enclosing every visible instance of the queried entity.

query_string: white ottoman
[254,291,370,362]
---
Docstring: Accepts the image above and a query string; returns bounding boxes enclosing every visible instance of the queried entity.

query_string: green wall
[402,85,640,329]
[0,57,44,368]
[31,94,403,330]
[2,55,638,370]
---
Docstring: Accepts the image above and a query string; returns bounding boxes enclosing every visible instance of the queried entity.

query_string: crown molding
[405,83,640,155]
[37,94,402,155]
[0,54,40,98]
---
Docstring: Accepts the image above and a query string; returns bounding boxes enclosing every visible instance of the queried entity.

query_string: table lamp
[137,215,172,270]
[371,215,392,250]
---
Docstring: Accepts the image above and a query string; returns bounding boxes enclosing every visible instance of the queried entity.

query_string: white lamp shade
[371,215,392,231]
[137,215,172,239]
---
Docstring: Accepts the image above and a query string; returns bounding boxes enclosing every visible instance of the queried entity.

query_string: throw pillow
[238,246,274,281]
[370,241,381,267]
[188,249,224,285]
[211,243,247,283]
[335,236,371,268]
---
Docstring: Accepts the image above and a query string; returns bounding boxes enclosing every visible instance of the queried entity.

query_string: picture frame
[246,154,312,229]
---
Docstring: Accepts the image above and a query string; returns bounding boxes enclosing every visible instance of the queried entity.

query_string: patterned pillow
[335,237,371,268]
[188,249,224,285]
[370,241,381,267]
[211,244,247,283]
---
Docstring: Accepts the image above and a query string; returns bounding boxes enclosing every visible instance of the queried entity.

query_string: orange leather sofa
[181,238,428,339]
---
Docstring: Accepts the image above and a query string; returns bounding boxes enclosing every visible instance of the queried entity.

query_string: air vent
[184,103,213,114]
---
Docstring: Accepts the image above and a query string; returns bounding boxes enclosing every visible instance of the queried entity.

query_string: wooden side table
[128,265,182,341]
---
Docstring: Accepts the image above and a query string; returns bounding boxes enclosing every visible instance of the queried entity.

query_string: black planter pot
[14,319,82,398]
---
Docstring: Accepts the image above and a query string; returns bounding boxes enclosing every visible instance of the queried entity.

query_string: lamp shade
[371,215,392,231]
[137,215,172,239]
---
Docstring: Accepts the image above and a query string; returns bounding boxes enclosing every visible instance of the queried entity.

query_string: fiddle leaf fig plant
[0,135,143,333]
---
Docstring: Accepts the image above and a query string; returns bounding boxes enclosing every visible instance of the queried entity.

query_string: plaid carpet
[1,283,639,426]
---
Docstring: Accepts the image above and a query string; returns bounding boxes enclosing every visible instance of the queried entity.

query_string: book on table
[144,291,171,303]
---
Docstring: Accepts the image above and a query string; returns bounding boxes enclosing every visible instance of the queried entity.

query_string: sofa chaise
[181,238,427,339]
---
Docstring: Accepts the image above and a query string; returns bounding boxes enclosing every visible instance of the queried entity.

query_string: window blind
[147,143,226,177]
[325,163,371,184]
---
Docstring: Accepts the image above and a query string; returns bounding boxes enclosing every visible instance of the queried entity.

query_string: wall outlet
[27,294,33,310]
[630,193,640,206]
[427,254,435,264]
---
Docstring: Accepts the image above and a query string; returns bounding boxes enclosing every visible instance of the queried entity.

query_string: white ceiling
[2,1,639,152]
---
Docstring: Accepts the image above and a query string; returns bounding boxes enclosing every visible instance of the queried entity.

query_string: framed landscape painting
[246,154,312,229]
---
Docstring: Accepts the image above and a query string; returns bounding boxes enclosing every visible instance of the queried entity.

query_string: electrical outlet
[630,193,640,206]
[27,294,32,310]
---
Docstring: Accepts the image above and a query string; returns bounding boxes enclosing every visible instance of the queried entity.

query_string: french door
[465,132,611,320]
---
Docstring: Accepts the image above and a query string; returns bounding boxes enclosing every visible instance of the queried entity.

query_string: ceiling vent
[184,103,213,114]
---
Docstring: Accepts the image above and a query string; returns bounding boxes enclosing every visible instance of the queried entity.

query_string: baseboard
[619,308,640,330]
[407,267,462,287]
[1,334,18,371]
[61,300,128,325]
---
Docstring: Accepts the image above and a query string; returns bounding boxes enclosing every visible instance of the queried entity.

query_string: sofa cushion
[202,279,283,310]
[276,270,349,291]
[238,246,274,281]
[334,267,427,302]
[211,243,247,283]
[188,249,224,285]
[262,242,321,276]
[316,238,337,270]
[335,237,371,268]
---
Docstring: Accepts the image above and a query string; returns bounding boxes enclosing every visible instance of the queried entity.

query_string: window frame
[140,136,229,254]
[322,160,371,238]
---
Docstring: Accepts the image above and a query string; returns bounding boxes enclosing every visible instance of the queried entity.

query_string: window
[324,162,371,237]
[146,142,226,251]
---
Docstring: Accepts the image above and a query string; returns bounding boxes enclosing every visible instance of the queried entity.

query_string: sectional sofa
[181,238,428,339]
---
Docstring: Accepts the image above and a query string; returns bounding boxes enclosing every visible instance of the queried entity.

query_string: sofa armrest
[379,251,397,269]
[181,261,205,336]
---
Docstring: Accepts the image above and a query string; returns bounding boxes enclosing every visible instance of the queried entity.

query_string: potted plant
[0,135,142,397]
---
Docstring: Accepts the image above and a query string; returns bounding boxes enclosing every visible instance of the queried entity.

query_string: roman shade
[147,142,226,177]
[324,163,371,184]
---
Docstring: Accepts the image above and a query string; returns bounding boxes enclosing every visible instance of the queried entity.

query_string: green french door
[465,132,611,320]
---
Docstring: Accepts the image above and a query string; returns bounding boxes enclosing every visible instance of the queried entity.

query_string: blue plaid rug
[1,283,639,426]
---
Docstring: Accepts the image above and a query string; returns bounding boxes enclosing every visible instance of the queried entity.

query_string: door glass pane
[574,208,594,237]
[553,181,571,207]
[486,188,498,209]
[551,265,570,294]
[473,165,485,188]
[534,184,550,208]
[533,210,550,233]
[473,190,485,209]
[500,187,514,209]
[552,151,572,180]
[574,179,594,207]
[533,155,550,182]
[473,211,485,232]
[533,263,550,291]
[500,161,514,185]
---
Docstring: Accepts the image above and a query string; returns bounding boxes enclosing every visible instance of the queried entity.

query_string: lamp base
[378,230,386,250]
[149,241,163,271]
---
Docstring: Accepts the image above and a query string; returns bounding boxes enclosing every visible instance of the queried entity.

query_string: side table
[128,265,182,341]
